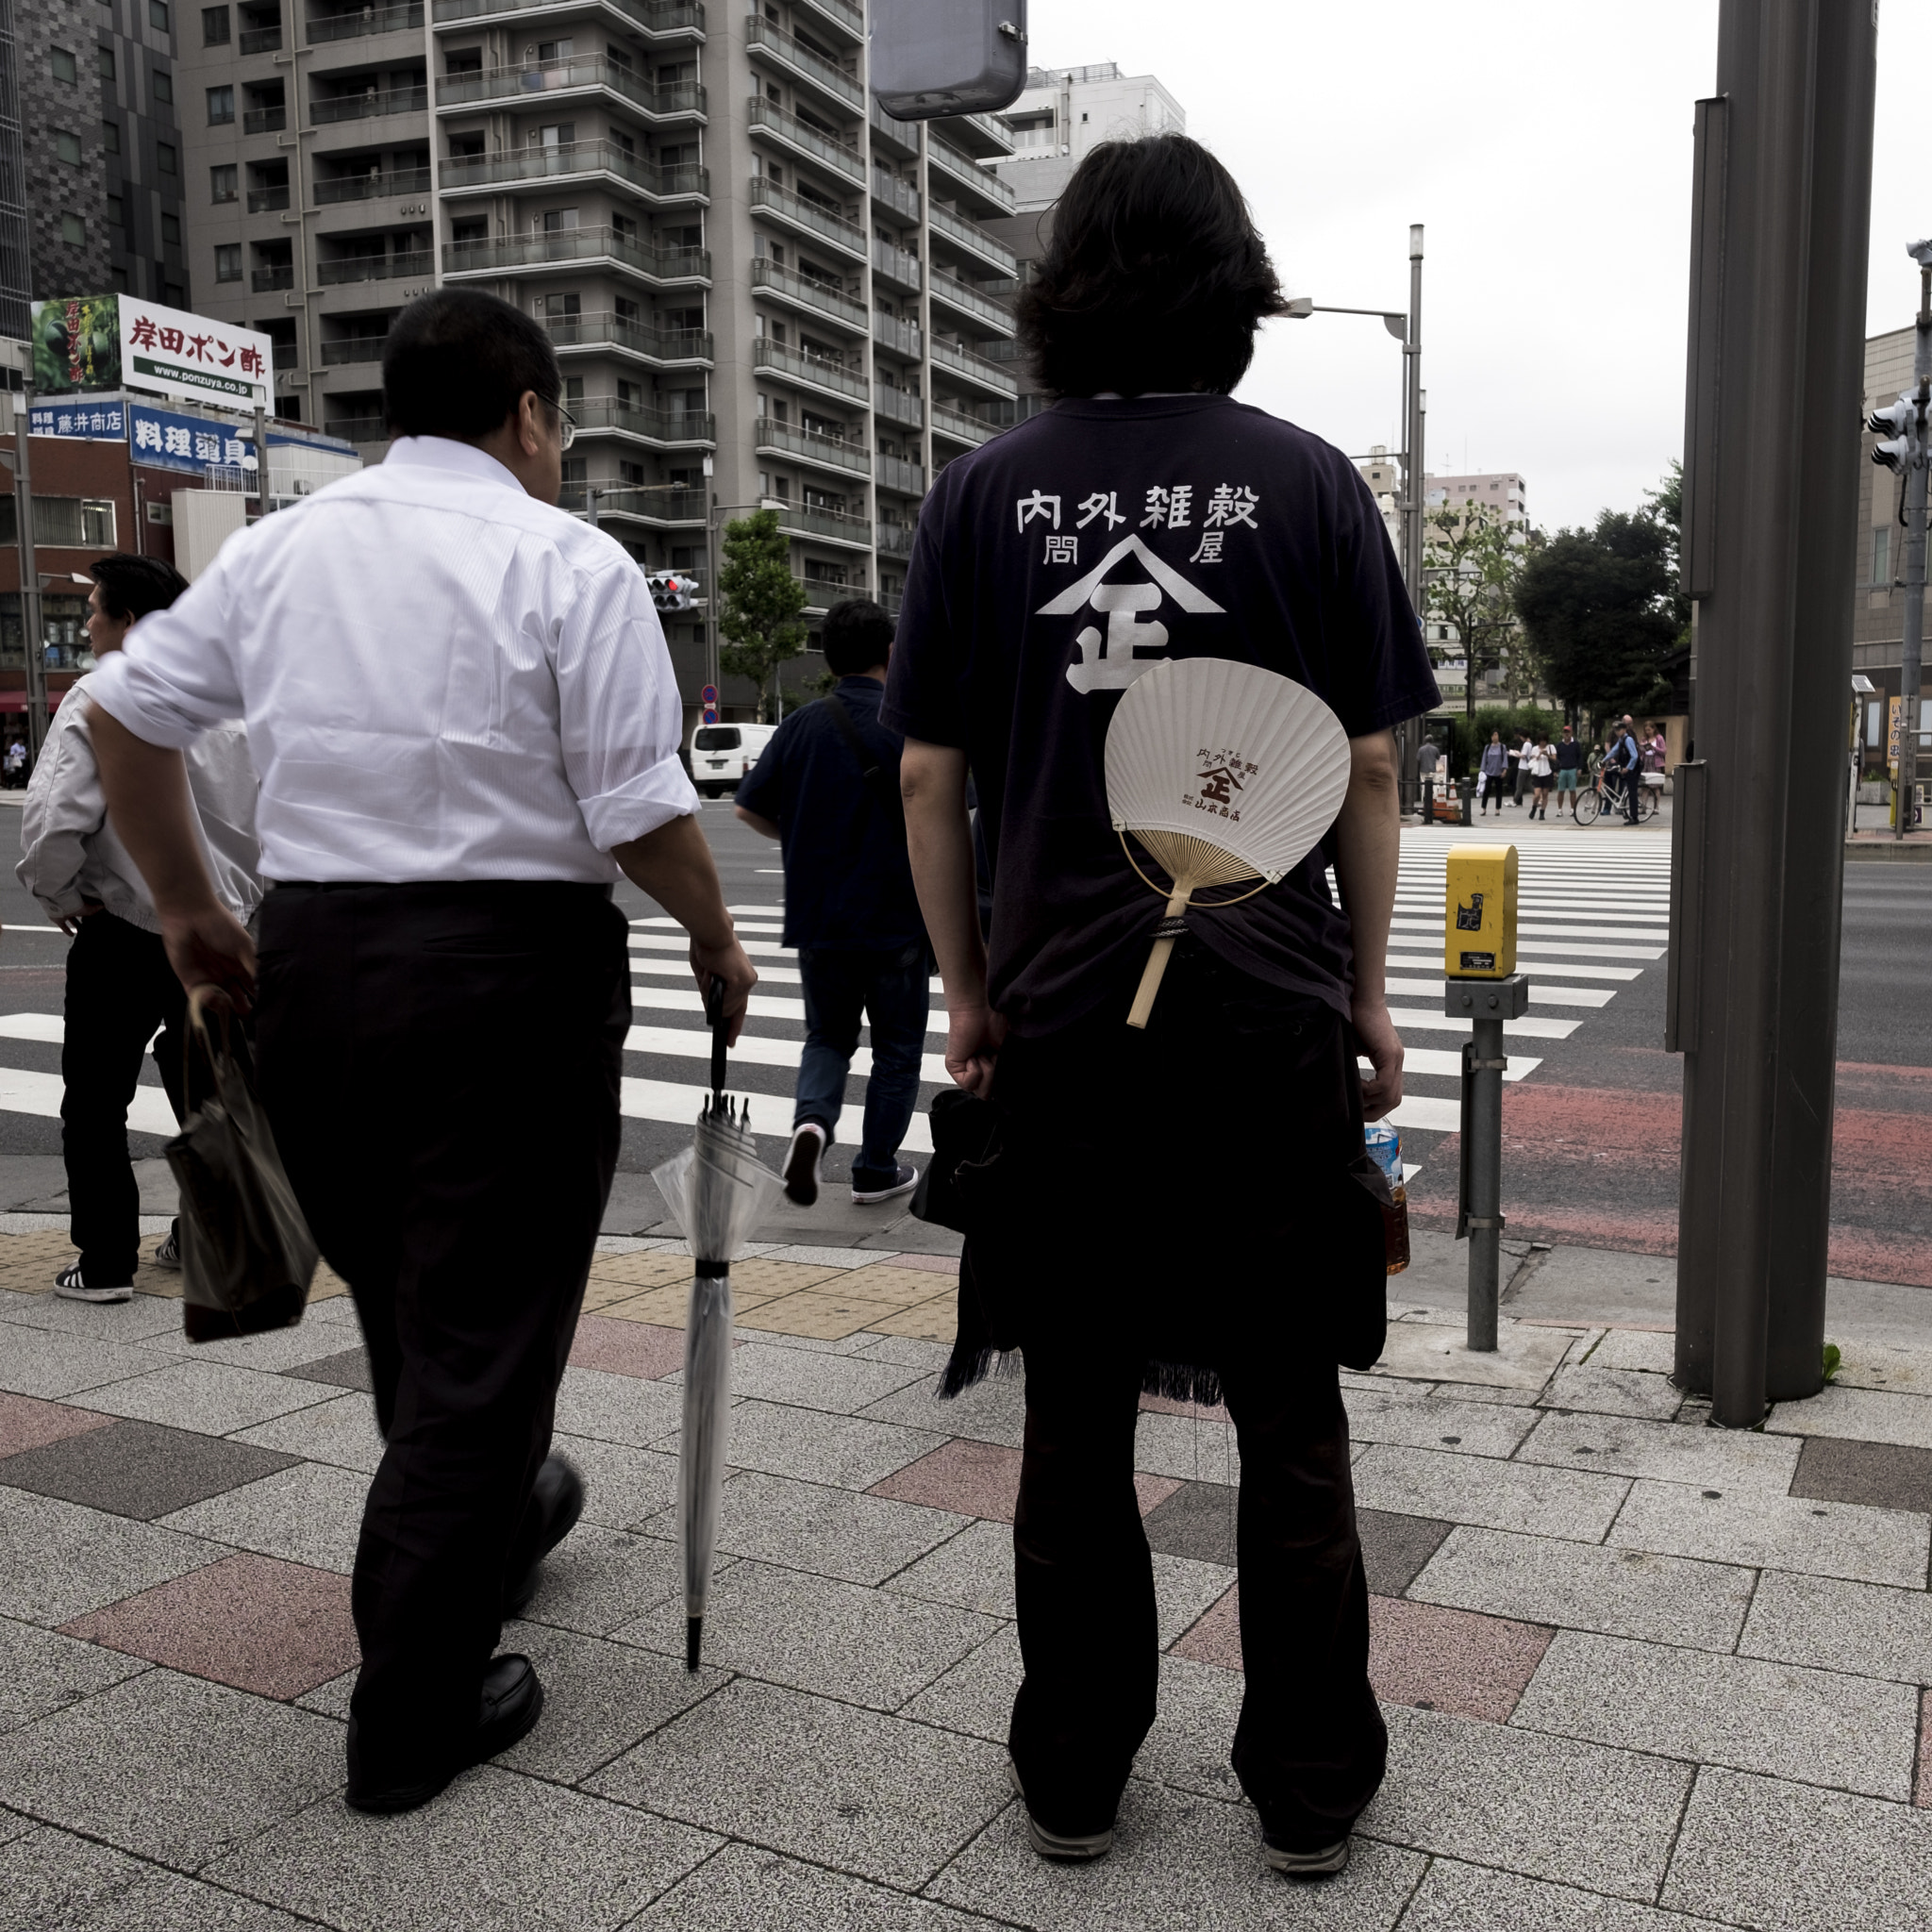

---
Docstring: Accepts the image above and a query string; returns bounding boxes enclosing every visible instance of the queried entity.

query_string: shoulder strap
[818,694,905,828]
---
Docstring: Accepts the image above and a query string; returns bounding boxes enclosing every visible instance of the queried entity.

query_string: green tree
[1512,509,1678,723]
[717,509,808,722]
[1423,499,1538,716]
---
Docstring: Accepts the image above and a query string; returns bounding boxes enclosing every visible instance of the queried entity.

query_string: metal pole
[1894,261,1929,838]
[705,496,720,695]
[1466,1015,1503,1351]
[253,404,269,510]
[586,487,600,531]
[1405,226,1425,616]
[1672,0,1878,1423]
[13,380,47,762]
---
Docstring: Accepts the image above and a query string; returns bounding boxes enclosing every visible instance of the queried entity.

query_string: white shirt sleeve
[555,548,698,850]
[83,549,246,750]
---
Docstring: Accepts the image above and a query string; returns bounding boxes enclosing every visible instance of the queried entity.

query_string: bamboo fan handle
[1127,886,1192,1029]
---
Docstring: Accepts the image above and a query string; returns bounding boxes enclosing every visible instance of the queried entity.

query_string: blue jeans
[794,943,930,1187]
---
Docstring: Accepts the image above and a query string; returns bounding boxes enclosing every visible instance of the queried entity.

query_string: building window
[60,213,87,245]
[161,211,181,245]
[164,282,186,306]
[203,4,230,41]
[158,142,176,174]
[153,70,174,103]
[107,193,125,229]
[52,46,78,83]
[98,45,115,77]
[150,0,171,28]
[207,84,234,124]
[56,131,83,165]
[1873,525,1890,587]
[103,118,121,153]
[214,242,242,281]
[111,265,129,291]
[210,162,237,202]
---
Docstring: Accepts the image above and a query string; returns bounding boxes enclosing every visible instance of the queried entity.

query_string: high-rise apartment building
[0,2,30,337]
[96,0,193,305]
[175,0,1025,710]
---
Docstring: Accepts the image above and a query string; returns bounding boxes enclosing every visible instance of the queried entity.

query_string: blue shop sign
[28,399,127,441]
[129,402,257,476]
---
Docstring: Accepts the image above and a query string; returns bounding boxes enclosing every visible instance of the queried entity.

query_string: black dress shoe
[505,1455,587,1618]
[345,1655,544,1816]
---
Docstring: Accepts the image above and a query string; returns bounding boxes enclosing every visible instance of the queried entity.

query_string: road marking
[1385,950,1643,982]
[634,955,807,986]
[0,1064,176,1138]
[1384,977,1614,1009]
[619,1074,934,1153]
[1389,1094,1460,1133]
[1385,1008,1581,1041]
[0,1014,66,1043]
[624,1022,950,1087]
[631,982,950,1036]
[1369,1048,1538,1081]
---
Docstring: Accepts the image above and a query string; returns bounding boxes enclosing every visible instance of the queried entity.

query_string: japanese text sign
[128,403,258,478]
[27,398,128,441]
[119,295,272,410]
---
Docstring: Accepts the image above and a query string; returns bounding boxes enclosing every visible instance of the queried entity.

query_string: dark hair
[382,288,560,440]
[820,598,894,676]
[90,553,188,624]
[1018,134,1286,399]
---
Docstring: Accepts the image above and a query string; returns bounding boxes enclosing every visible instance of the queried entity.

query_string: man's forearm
[612,811,735,947]
[88,703,221,917]
[900,740,985,1005]
[1332,729,1401,1000]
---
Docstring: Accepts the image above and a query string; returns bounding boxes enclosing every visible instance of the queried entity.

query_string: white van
[690,721,777,797]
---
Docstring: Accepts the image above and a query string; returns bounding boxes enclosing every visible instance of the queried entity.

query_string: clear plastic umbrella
[650,983,782,1672]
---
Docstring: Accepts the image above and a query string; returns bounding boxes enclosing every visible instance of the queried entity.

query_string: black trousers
[1010,1345,1385,1848]
[62,910,189,1284]
[255,881,629,1784]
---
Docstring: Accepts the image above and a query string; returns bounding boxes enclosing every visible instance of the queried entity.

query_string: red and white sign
[120,295,273,412]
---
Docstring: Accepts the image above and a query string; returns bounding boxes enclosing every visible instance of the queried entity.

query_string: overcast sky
[1024,0,1932,533]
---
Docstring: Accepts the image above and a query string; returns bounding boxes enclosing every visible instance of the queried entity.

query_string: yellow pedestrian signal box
[1443,844,1518,978]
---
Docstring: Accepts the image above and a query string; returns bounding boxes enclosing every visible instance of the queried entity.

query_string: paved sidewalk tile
[1516,1408,1801,1492]
[0,1285,187,1343]
[1662,1765,1932,1931]
[1833,1340,1932,1395]
[233,1392,386,1475]
[0,1419,295,1521]
[1512,1628,1919,1800]
[1153,1552,1241,1646]
[1400,1857,1729,1931]
[78,1360,332,1437]
[1172,1582,1241,1670]
[159,1461,370,1575]
[856,1369,1027,1448]
[0,1613,148,1736]
[1142,1479,1239,1566]
[0,1824,156,1929]
[1352,1443,1628,1541]
[1608,1480,1930,1588]
[281,1345,374,1392]
[1370,1596,1553,1720]
[1131,1410,1243,1485]
[884,1517,1012,1618]
[1133,1652,1248,1803]
[554,1366,684,1449]
[0,1391,114,1457]
[723,1400,941,1491]
[740,1288,903,1341]
[1372,1318,1579,1391]
[0,1667,341,1870]
[1920,1690,1930,1809]
[897,1624,1018,1744]
[156,1321,360,1375]
[522,1522,682,1637]
[0,1329,162,1401]
[928,1779,1428,1932]
[589,1677,1008,1891]
[714,1341,926,1416]
[1360,1509,1456,1596]
[569,1316,685,1381]
[1362,1703,1693,1900]
[616,1558,999,1709]
[1537,1366,1687,1422]
[715,1470,967,1583]
[870,1439,1021,1522]
[1407,1528,1756,1651]
[1765,1384,1932,1451]
[61,1553,358,1702]
[1345,1389,1542,1458]
[1789,1437,1932,1515]
[1585,1330,1678,1375]
[208,1764,719,1932]
[1737,1571,1932,1685]
[631,1840,997,1932]
[585,1250,705,1292]
[550,1434,679,1531]
[860,1299,957,1343]
[34,1867,320,1930]
[0,1487,220,1624]
[856,1335,953,1372]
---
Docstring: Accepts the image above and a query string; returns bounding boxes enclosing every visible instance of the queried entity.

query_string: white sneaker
[783,1123,826,1207]
[54,1262,133,1304]
[851,1161,919,1206]
[151,1224,182,1271]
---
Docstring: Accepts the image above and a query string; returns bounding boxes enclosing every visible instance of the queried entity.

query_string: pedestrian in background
[1554,724,1582,815]
[17,555,260,1303]
[1415,734,1441,818]
[735,598,927,1208]
[86,289,757,1816]
[1478,730,1508,812]
[1512,731,1533,807]
[1528,735,1554,819]
[4,738,25,788]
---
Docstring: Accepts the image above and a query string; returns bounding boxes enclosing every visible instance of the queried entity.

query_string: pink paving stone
[570,1314,686,1379]
[0,1392,114,1458]
[1172,1589,1554,1724]
[871,1439,1022,1521]
[1917,1689,1931,1809]
[62,1552,358,1701]
[1134,1473,1184,1515]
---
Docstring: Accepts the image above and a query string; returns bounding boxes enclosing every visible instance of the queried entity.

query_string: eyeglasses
[543,396,577,451]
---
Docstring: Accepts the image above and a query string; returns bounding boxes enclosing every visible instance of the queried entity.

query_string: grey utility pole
[10,379,49,760]
[1405,225,1426,622]
[1669,0,1878,1426]
[1869,245,1932,835]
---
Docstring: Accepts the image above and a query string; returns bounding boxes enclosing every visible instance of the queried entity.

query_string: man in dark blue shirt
[736,599,927,1207]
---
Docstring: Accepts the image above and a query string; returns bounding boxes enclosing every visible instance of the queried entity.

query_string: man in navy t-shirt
[888,134,1438,1881]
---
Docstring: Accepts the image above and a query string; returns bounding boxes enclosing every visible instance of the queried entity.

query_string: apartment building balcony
[247,185,292,212]
[240,22,285,51]
[312,85,428,125]
[321,336,389,364]
[442,229,711,287]
[792,0,860,42]
[798,572,858,614]
[744,15,862,113]
[308,3,425,44]
[574,396,715,447]
[927,199,1017,278]
[314,165,431,204]
[874,451,924,495]
[875,520,914,558]
[872,309,921,360]
[877,587,903,618]
[868,101,917,163]
[870,167,918,223]
[870,238,921,294]
[749,257,866,335]
[243,105,289,133]
[252,263,296,291]
[872,382,922,430]
[747,178,862,262]
[430,0,704,41]
[326,412,388,443]
[774,503,870,551]
[543,312,713,368]
[441,143,708,206]
[927,136,1014,217]
[560,482,708,525]
[746,97,862,187]
[754,338,868,406]
[933,110,1015,158]
[929,270,1015,336]
[436,59,706,126]
[931,335,1016,400]
[317,249,432,286]
[755,419,870,479]
[932,402,995,448]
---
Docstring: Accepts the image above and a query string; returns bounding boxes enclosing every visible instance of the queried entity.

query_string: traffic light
[647,570,699,612]
[1869,392,1926,473]
[871,0,1027,120]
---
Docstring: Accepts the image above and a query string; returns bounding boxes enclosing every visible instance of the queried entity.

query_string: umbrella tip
[686,1615,703,1674]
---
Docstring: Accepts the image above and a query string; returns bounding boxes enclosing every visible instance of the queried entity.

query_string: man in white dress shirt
[86,288,757,1814]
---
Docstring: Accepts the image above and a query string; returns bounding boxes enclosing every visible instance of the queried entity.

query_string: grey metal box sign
[870,0,1028,120]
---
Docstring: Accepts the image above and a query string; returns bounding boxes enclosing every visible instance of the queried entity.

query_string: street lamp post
[3,379,51,761]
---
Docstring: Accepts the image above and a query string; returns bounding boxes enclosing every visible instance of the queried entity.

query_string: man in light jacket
[17,555,260,1302]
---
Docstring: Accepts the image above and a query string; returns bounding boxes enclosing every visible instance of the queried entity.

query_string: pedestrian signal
[1443,845,1518,978]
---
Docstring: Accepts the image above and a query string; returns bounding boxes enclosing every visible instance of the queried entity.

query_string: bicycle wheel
[1574,785,1602,824]
[1640,783,1660,821]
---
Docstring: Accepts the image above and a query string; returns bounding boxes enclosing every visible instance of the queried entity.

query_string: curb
[1844,841,1932,863]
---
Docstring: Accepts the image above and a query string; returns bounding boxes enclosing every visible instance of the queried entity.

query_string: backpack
[817,694,905,833]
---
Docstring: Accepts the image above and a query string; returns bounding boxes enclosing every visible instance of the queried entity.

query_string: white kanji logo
[1039,536,1227,694]
[1016,490,1060,532]
[1076,491,1124,530]
[1167,484,1194,528]
[1140,486,1171,527]
[1190,530,1225,565]
[1204,484,1259,529]
[1044,534,1077,564]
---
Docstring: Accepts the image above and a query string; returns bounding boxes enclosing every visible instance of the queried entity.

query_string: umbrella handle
[706,974,726,1096]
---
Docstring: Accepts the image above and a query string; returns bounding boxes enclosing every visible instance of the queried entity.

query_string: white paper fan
[1104,657,1352,1026]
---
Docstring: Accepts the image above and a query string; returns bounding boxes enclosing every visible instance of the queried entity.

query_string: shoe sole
[55,1284,133,1303]
[1264,1839,1351,1878]
[1009,1761,1114,1860]
[783,1131,823,1208]
[148,1255,182,1272]
[850,1178,918,1205]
